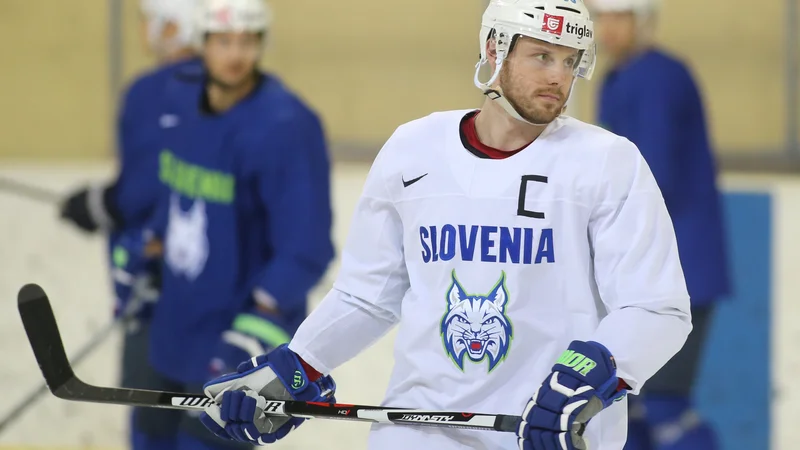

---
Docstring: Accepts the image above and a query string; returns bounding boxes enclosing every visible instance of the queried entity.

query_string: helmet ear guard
[473,27,514,90]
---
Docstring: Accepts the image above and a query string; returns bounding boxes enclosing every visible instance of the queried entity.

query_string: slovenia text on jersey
[419,225,555,264]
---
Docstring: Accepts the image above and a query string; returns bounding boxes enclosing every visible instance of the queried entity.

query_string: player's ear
[162,20,179,41]
[486,35,498,66]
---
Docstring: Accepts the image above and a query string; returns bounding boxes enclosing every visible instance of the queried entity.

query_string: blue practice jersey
[598,48,730,305]
[111,57,203,229]
[146,71,335,383]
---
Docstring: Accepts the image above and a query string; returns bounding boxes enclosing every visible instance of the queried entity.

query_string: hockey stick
[0,314,116,434]
[0,177,61,205]
[0,293,149,435]
[17,283,522,433]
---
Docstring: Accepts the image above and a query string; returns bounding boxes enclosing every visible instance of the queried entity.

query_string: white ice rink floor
[0,161,391,450]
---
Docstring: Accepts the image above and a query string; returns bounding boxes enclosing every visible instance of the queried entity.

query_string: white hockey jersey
[289,110,692,450]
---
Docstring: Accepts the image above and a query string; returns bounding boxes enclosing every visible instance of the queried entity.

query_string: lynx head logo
[440,270,513,372]
[165,193,210,281]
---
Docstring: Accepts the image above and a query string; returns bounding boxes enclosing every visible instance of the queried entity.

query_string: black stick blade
[17,283,210,411]
[17,284,76,395]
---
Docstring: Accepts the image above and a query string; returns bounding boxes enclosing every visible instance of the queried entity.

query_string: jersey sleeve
[108,75,159,228]
[141,181,170,238]
[288,133,409,374]
[587,138,692,394]
[251,111,336,317]
[116,80,144,164]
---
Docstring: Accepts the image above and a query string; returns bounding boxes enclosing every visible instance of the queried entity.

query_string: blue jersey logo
[440,270,513,372]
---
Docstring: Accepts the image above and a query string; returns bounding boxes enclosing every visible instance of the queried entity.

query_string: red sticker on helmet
[215,7,231,25]
[542,14,564,36]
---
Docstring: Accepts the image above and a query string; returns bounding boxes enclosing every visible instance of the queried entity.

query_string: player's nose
[544,65,571,86]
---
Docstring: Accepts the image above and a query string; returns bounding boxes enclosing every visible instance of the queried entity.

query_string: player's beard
[498,62,567,125]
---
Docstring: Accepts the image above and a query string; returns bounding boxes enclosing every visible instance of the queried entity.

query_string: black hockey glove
[60,183,120,233]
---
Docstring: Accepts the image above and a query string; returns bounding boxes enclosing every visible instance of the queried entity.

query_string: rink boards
[0,164,792,450]
[703,173,798,450]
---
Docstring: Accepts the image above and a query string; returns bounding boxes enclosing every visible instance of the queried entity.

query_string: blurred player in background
[60,0,201,234]
[193,0,692,449]
[131,0,335,448]
[588,0,730,449]
[57,1,202,449]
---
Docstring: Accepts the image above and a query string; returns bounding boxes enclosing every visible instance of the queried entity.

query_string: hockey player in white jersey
[197,0,692,448]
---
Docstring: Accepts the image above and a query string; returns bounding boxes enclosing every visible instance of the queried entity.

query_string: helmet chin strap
[473,58,577,127]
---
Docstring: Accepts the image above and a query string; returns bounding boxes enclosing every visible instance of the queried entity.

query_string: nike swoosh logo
[159,114,180,128]
[402,173,428,188]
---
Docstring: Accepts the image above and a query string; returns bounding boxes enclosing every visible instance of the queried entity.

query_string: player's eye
[534,53,550,63]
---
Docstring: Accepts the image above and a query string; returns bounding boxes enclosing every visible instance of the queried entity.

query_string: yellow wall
[578,0,790,155]
[258,0,486,146]
[0,0,791,160]
[0,1,112,159]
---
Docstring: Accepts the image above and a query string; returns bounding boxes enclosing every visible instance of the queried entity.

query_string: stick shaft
[0,177,61,205]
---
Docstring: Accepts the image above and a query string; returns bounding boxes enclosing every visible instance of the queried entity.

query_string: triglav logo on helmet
[566,22,593,39]
[541,13,564,36]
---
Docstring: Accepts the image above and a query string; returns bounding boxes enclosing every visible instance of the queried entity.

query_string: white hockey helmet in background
[474,0,597,124]
[193,0,273,49]
[140,0,199,54]
[586,0,660,45]
[587,0,660,16]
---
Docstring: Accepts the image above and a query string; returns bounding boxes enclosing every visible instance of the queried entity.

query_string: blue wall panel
[695,192,772,450]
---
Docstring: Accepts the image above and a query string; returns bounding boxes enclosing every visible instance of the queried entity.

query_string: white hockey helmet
[587,0,660,16]
[140,0,199,54]
[193,0,273,49]
[475,0,597,124]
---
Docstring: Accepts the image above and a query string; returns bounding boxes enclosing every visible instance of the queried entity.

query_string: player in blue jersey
[57,1,203,449]
[60,0,201,234]
[589,0,730,449]
[134,0,334,448]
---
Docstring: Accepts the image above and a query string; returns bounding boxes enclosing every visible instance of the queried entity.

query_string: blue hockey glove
[109,229,161,325]
[518,340,629,450]
[200,344,336,446]
[209,307,292,378]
